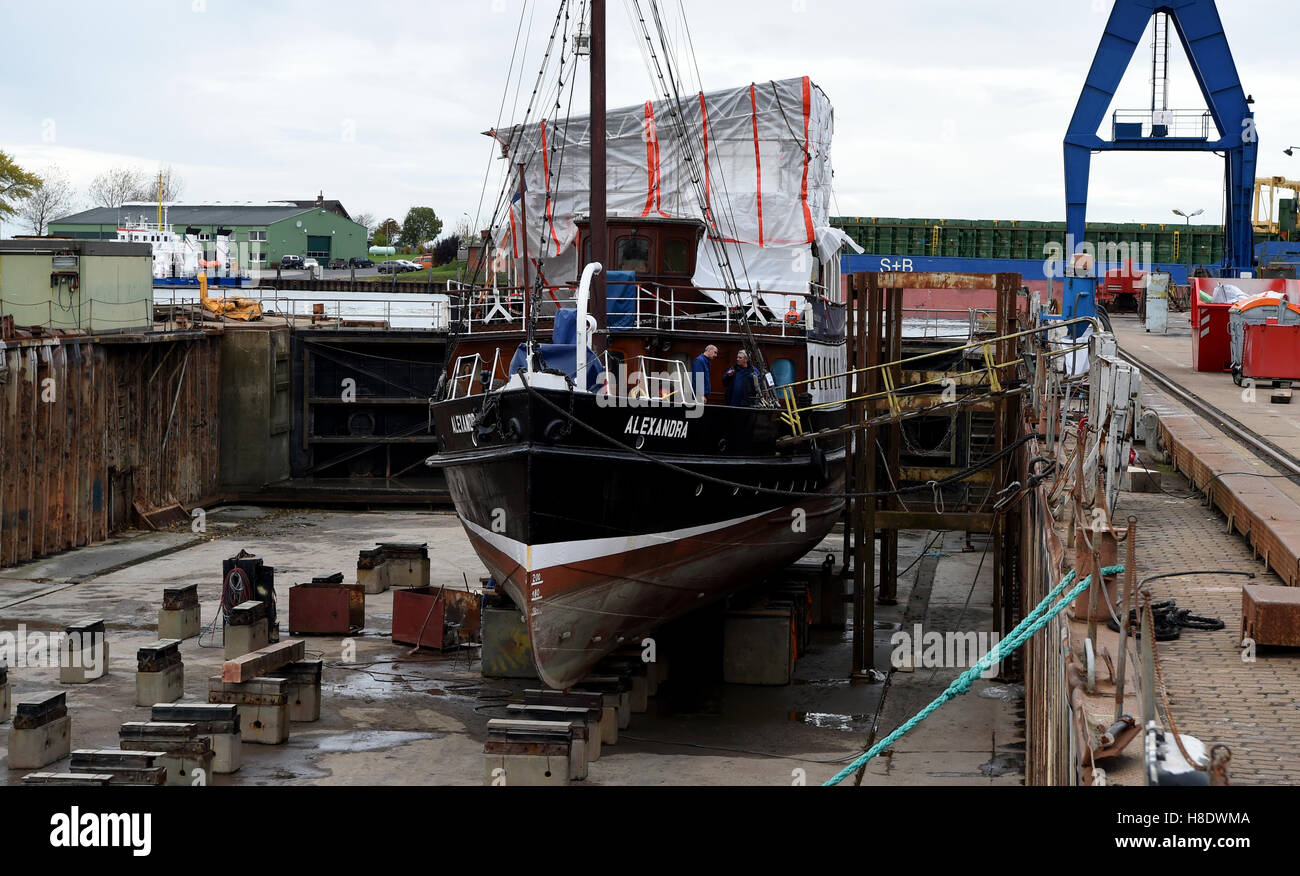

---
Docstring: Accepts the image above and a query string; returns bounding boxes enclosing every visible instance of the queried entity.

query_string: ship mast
[589,0,608,355]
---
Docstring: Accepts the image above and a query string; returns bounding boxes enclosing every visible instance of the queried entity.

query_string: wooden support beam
[220,640,305,683]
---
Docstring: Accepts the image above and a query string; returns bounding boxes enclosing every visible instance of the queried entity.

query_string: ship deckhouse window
[663,238,690,274]
[615,236,651,272]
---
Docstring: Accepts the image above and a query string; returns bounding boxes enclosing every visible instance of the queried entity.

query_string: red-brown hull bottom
[464,496,841,689]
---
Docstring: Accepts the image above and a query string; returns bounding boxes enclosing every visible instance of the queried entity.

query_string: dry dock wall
[0,333,221,567]
[218,326,291,491]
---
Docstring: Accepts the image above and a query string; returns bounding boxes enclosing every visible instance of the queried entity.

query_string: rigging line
[649,0,757,296]
[647,1,764,320]
[637,0,774,402]
[517,373,1039,499]
[475,0,532,241]
[536,0,574,260]
[504,2,571,159]
[549,0,586,230]
[508,0,541,136]
[474,1,572,287]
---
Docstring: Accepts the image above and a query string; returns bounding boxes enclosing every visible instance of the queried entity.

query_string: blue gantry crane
[1064,0,1258,278]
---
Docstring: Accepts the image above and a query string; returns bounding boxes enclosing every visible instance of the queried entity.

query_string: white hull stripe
[462,508,773,571]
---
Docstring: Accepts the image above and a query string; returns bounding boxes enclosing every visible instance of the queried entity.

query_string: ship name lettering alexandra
[624,416,689,439]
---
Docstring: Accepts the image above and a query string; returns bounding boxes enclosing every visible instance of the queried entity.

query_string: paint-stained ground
[1,507,1019,786]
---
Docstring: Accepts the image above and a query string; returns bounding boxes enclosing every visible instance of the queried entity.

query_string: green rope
[824,564,1126,786]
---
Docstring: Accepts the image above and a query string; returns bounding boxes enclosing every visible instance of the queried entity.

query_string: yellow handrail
[778,317,1098,434]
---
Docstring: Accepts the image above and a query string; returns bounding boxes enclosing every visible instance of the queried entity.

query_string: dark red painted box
[392,588,452,650]
[288,583,365,635]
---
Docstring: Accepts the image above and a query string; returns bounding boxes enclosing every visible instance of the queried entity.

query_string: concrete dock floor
[1,507,1021,786]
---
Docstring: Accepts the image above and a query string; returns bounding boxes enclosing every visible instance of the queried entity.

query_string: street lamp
[1172,208,1203,267]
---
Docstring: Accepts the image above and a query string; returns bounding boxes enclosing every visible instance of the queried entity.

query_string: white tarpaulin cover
[491,76,836,311]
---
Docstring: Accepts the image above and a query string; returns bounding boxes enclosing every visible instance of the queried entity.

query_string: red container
[392,588,451,650]
[1191,278,1289,373]
[1242,322,1300,381]
[1190,280,1233,373]
[288,583,365,635]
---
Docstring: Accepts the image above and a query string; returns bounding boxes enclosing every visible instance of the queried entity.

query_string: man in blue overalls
[723,349,761,407]
[692,344,718,402]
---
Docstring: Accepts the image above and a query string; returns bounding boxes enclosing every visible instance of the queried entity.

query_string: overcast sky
[2,0,1297,236]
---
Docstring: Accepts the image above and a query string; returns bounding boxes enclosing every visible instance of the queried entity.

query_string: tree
[87,164,185,208]
[372,231,388,247]
[153,164,184,202]
[18,165,78,236]
[376,217,400,243]
[399,207,442,250]
[433,234,461,267]
[0,150,42,219]
[88,167,145,208]
[353,211,376,233]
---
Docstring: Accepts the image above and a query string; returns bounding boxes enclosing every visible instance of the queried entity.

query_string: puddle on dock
[314,730,441,753]
[979,751,1024,777]
[791,711,872,732]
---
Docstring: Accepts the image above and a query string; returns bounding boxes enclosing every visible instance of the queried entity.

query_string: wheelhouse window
[662,238,691,274]
[615,236,652,272]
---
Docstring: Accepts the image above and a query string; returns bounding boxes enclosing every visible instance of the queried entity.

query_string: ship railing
[599,353,700,405]
[443,279,828,338]
[449,354,485,400]
[776,317,1099,440]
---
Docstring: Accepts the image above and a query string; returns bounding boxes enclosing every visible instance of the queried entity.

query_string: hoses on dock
[824,564,1125,786]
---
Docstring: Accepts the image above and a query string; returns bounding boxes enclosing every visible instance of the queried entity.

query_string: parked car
[280,255,305,270]
[302,258,321,272]
[349,257,374,268]
[328,258,347,270]
[376,261,404,274]
[397,259,423,272]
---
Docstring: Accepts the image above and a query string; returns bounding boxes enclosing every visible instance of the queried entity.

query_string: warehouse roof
[50,203,329,227]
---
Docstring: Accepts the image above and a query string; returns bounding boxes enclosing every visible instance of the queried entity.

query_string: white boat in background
[117,207,245,286]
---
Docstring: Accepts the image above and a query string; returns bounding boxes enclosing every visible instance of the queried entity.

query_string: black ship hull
[430,385,845,688]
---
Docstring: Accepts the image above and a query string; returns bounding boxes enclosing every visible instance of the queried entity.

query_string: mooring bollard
[118,722,213,787]
[158,584,202,641]
[356,547,390,594]
[484,718,586,785]
[9,692,73,769]
[224,600,269,660]
[70,750,168,786]
[59,619,109,685]
[208,676,290,745]
[525,689,615,747]
[136,640,185,707]
[150,704,241,774]
[377,542,430,589]
[268,660,323,723]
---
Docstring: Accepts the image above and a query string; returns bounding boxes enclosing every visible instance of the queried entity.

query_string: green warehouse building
[48,197,369,268]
